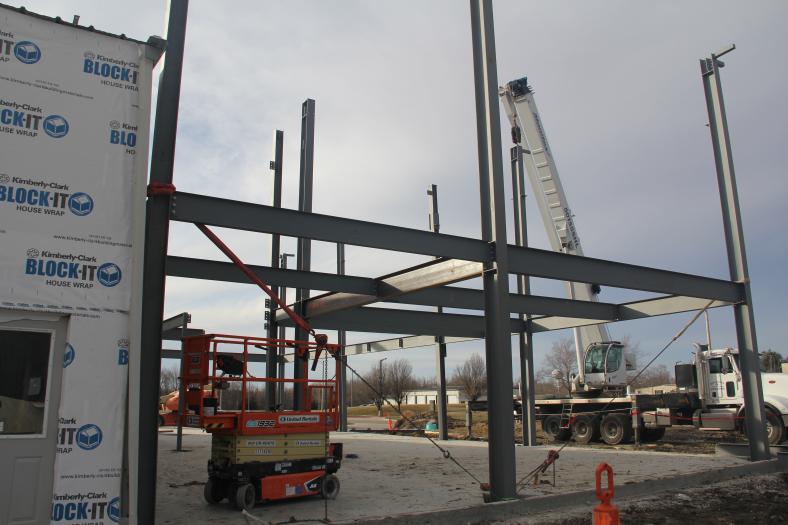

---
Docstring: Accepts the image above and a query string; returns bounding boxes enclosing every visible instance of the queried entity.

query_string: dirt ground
[493,472,788,525]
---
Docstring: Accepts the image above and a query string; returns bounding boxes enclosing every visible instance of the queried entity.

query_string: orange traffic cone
[593,463,620,525]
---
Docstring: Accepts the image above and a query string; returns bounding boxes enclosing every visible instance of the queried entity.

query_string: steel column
[428,184,450,440]
[266,129,284,409]
[278,253,294,405]
[137,1,188,522]
[294,99,316,410]
[470,0,516,500]
[511,145,537,446]
[701,46,770,461]
[337,243,348,431]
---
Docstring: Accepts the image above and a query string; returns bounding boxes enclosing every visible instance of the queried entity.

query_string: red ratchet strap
[147,182,176,197]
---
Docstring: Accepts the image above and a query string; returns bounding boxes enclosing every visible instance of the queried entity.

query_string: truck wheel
[320,474,340,499]
[204,478,224,504]
[233,483,256,511]
[542,415,571,442]
[766,409,785,445]
[600,414,632,445]
[571,415,599,444]
[640,427,666,442]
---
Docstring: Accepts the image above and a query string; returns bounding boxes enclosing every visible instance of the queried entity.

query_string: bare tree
[537,338,577,397]
[761,350,783,373]
[159,364,180,396]
[630,364,673,389]
[452,353,486,401]
[386,359,415,411]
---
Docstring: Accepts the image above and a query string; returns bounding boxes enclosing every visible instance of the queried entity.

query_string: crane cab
[575,342,635,395]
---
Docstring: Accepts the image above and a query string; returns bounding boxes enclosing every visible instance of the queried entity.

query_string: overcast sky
[15,1,788,382]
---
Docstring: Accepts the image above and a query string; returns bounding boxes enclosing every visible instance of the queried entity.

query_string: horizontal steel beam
[166,256,376,295]
[161,312,190,333]
[298,306,526,338]
[171,192,489,261]
[171,192,744,303]
[344,335,476,356]
[508,246,743,303]
[162,327,204,341]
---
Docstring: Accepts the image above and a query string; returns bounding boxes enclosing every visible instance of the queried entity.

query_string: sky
[12,0,788,383]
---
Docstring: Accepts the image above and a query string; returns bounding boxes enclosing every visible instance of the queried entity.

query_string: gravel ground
[488,472,788,525]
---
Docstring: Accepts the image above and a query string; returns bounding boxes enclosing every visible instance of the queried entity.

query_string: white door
[0,314,67,525]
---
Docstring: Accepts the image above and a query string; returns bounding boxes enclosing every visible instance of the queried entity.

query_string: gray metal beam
[429,184,450,441]
[162,327,204,340]
[138,1,188,522]
[701,47,769,461]
[511,145,537,447]
[296,306,525,338]
[345,335,476,356]
[337,243,348,432]
[471,0,516,500]
[266,129,284,409]
[170,193,744,302]
[294,99,316,411]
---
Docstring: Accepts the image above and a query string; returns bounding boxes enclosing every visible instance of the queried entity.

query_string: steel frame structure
[137,0,768,521]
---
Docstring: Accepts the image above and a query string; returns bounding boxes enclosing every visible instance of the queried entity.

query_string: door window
[605,346,622,373]
[584,345,607,374]
[0,330,52,435]
[708,357,723,374]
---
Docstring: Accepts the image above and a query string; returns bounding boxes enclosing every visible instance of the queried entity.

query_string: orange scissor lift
[179,224,343,511]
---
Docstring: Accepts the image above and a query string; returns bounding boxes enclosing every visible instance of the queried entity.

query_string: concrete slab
[155,431,749,524]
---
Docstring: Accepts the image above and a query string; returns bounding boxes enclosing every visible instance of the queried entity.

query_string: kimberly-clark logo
[13,40,41,64]
[63,343,75,368]
[43,115,69,138]
[0,98,69,139]
[109,119,137,152]
[108,497,121,522]
[51,492,117,522]
[76,423,103,450]
[25,249,122,289]
[0,175,93,217]
[117,338,129,366]
[83,51,139,91]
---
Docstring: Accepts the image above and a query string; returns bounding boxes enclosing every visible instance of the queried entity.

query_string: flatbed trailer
[534,392,701,445]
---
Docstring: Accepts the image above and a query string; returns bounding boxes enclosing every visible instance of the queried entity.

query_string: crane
[499,77,634,394]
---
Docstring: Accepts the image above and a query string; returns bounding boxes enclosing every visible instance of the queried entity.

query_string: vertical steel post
[266,130,284,409]
[278,253,294,406]
[700,46,770,460]
[138,1,189,522]
[510,145,537,446]
[428,184,450,441]
[470,0,517,500]
[175,312,189,452]
[294,99,316,410]
[337,243,348,431]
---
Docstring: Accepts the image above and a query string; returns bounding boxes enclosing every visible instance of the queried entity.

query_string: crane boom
[499,77,612,362]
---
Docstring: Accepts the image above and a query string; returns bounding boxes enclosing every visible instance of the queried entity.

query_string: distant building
[390,387,463,405]
[635,383,678,395]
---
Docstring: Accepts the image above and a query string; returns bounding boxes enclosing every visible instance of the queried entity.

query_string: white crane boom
[499,77,612,371]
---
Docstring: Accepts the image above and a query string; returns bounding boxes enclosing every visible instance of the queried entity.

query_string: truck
[534,343,788,445]
[498,77,787,446]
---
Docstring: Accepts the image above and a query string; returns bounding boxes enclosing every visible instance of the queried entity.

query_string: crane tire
[571,415,600,444]
[542,415,571,442]
[600,414,632,445]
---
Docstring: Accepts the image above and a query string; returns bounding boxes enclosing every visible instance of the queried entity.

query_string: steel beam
[137,1,188,523]
[701,47,769,461]
[337,243,348,432]
[266,129,284,409]
[511,145,537,446]
[170,193,744,302]
[294,99,315,410]
[428,185,450,441]
[471,0,516,500]
[344,335,475,356]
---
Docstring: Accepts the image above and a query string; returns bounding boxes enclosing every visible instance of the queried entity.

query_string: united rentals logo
[0,98,69,139]
[25,248,122,289]
[83,51,139,91]
[0,31,41,64]
[56,418,103,453]
[0,175,92,217]
[51,491,117,522]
